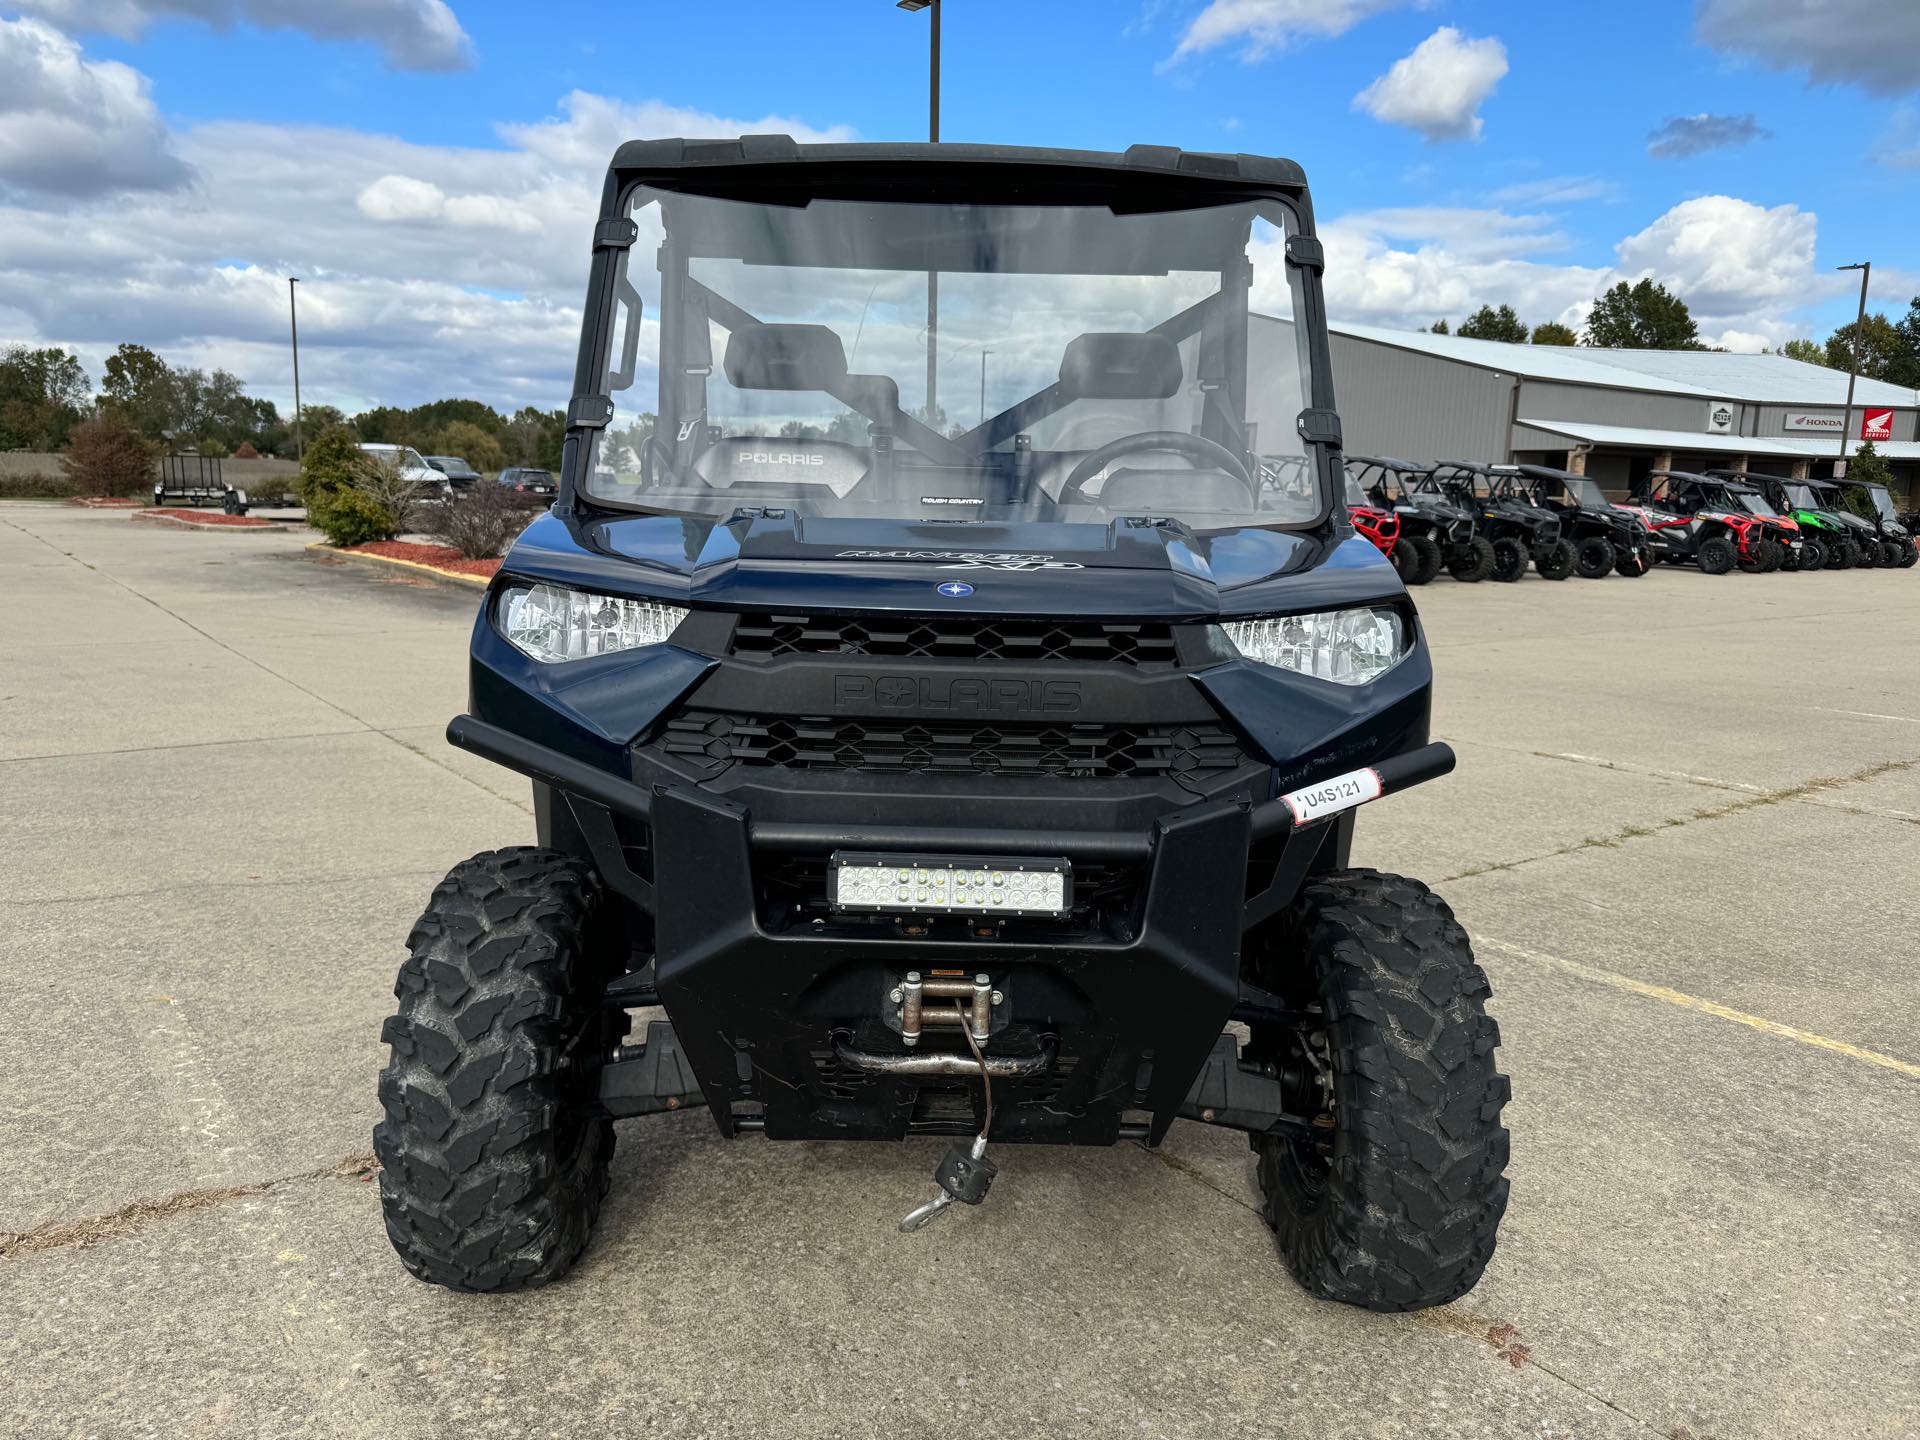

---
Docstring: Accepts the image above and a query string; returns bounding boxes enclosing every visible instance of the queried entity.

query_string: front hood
[499,508,1402,618]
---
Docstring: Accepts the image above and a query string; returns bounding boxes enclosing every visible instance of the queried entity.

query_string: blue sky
[2,0,1916,415]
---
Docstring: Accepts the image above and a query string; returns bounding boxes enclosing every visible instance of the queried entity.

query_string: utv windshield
[1736,491,1779,517]
[1782,483,1825,511]
[1864,484,1896,521]
[583,186,1322,528]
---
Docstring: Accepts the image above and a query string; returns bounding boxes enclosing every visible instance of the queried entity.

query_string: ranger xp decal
[833,549,1086,571]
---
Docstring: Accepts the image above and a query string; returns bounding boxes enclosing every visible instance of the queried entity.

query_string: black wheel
[1407,534,1444,585]
[374,847,625,1292]
[1247,869,1511,1313]
[1489,536,1528,582]
[1827,536,1856,570]
[1855,536,1881,568]
[1445,536,1495,583]
[1390,540,1426,585]
[1881,540,1905,568]
[1897,540,1918,569]
[1532,538,1576,581]
[1797,538,1826,572]
[1615,543,1652,578]
[1697,535,1736,575]
[1573,536,1613,579]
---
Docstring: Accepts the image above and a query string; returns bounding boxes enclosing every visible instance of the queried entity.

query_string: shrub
[0,472,81,498]
[311,487,398,546]
[61,416,155,497]
[299,426,399,544]
[427,480,528,559]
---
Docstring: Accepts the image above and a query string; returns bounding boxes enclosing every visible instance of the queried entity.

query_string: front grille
[730,614,1178,666]
[656,710,1248,779]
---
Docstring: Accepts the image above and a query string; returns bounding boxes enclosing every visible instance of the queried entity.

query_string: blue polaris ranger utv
[373,137,1511,1311]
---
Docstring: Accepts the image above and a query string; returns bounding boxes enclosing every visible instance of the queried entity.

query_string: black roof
[607,136,1308,198]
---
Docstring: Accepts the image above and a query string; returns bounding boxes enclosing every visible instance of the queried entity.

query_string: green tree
[99,343,178,438]
[1583,279,1701,349]
[1824,313,1908,382]
[1891,296,1920,390]
[504,406,565,470]
[352,405,412,444]
[438,418,505,472]
[1530,321,1578,347]
[1457,304,1529,343]
[0,345,91,450]
[1780,338,1827,366]
[1427,319,1451,335]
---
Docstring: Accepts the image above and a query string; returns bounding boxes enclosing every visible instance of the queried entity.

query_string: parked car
[358,443,450,496]
[497,466,558,500]
[424,455,482,492]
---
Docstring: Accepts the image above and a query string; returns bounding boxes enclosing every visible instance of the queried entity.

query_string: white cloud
[0,17,189,196]
[1612,196,1819,327]
[1162,0,1418,67]
[1490,176,1620,206]
[0,80,856,415]
[1354,27,1508,141]
[1317,195,1831,350]
[12,0,474,71]
[1695,0,1920,95]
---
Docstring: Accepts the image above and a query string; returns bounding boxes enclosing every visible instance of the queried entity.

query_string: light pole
[1836,260,1870,474]
[898,0,941,422]
[288,276,305,463]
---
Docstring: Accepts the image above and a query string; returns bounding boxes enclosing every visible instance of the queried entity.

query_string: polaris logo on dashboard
[833,674,1083,715]
[834,548,1085,571]
[740,451,826,466]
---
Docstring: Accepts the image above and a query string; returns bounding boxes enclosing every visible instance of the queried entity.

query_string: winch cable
[898,1002,998,1233]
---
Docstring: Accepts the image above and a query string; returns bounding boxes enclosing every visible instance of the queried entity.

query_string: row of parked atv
[1345,458,1918,584]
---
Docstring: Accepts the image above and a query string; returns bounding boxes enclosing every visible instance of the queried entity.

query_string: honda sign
[1861,408,1894,442]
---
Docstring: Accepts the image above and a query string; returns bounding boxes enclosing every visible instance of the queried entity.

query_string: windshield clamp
[1297,408,1343,447]
[567,395,615,430]
[1285,235,1325,272]
[593,218,639,251]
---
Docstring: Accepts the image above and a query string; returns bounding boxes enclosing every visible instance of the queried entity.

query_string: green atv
[1717,473,1863,571]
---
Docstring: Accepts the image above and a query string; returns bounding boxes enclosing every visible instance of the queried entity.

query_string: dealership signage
[1861,408,1894,441]
[1783,411,1843,432]
[1705,401,1735,434]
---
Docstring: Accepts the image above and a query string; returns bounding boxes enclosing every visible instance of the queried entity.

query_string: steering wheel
[1061,430,1254,504]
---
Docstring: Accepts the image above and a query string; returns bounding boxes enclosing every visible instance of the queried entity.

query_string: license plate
[829,852,1071,916]
[1281,767,1383,826]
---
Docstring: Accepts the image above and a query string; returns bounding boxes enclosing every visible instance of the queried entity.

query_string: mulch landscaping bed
[132,508,286,530]
[345,541,501,579]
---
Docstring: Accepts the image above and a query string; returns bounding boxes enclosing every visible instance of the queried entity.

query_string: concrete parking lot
[3,501,1916,1440]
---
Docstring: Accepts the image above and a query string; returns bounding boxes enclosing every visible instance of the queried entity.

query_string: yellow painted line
[305,541,489,588]
[1481,937,1920,1081]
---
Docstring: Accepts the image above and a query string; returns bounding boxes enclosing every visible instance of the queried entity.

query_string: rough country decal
[920,496,986,506]
[834,549,1085,571]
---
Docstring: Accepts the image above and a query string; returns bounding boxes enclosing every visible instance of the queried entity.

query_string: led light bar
[829,852,1071,916]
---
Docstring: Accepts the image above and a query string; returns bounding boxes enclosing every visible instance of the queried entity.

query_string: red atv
[1344,471,1405,574]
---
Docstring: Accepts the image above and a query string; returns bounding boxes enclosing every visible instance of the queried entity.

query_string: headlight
[498,582,688,664]
[1219,606,1409,686]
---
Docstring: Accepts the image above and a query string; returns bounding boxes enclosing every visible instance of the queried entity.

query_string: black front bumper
[447,715,1453,1146]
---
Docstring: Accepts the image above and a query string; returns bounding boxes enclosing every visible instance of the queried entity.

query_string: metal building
[1256,318,1920,501]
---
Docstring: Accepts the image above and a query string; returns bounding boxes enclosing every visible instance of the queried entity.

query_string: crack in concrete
[0,866,445,908]
[0,1153,378,1260]
[2,511,524,815]
[0,727,367,766]
[1440,756,1919,882]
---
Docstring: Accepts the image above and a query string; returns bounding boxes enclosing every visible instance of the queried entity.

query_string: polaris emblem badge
[936,582,975,598]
